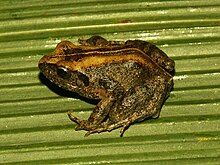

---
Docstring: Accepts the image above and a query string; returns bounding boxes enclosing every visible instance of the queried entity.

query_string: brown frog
[38,36,175,137]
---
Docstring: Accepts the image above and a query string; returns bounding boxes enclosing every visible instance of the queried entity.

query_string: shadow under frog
[38,36,175,137]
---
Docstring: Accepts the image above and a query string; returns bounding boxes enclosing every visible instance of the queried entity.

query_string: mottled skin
[38,36,175,136]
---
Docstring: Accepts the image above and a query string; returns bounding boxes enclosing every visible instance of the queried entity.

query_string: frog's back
[78,36,175,76]
[86,61,146,91]
[82,48,172,90]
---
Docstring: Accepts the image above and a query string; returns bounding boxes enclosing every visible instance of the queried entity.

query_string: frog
[38,35,175,137]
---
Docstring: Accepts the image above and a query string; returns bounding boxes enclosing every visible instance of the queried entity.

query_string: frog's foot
[84,119,132,137]
[74,123,96,131]
[67,111,93,131]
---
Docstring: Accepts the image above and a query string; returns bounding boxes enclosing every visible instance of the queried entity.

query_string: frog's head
[38,53,90,92]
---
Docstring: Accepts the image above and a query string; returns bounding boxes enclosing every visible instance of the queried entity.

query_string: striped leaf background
[0,0,220,164]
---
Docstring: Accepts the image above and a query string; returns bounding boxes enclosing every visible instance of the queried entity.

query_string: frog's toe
[84,127,106,136]
[151,110,161,119]
[84,131,92,137]
[73,120,97,131]
[83,123,120,136]
[67,111,82,124]
[75,125,83,131]
[84,129,102,137]
[75,122,92,131]
[84,130,101,137]
[119,122,131,137]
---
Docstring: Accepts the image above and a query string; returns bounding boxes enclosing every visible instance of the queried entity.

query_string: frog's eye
[57,67,71,79]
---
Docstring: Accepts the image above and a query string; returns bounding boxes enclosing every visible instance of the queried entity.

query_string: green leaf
[0,0,220,164]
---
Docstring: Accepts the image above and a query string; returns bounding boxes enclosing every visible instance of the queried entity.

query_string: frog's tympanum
[38,36,175,137]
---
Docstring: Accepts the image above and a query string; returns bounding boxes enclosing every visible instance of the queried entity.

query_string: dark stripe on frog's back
[64,54,83,62]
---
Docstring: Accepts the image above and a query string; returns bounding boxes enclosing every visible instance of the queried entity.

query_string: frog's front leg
[68,96,114,131]
[68,86,124,132]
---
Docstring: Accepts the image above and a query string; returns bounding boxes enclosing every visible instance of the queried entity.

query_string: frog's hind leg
[67,94,116,132]
[78,36,109,46]
[86,78,169,137]
[125,40,175,75]
[85,100,161,137]
[118,78,169,136]
[78,36,124,47]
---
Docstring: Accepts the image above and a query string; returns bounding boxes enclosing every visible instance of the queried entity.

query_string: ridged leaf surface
[0,0,220,164]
